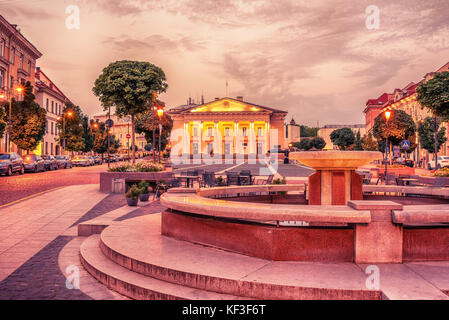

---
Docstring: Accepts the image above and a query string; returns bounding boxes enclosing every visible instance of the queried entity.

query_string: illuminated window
[193,127,198,137]
[225,128,230,137]
[193,143,198,155]
[208,127,212,137]
[257,128,262,137]
[242,127,247,137]
[225,143,231,155]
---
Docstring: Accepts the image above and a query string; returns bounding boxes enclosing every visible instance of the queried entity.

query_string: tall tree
[92,60,168,163]
[372,109,416,154]
[0,102,7,139]
[417,71,449,169]
[92,122,121,156]
[354,130,363,151]
[300,125,319,137]
[9,82,47,153]
[81,116,94,153]
[135,105,173,153]
[56,102,85,153]
[330,127,355,150]
[361,133,378,151]
[417,117,447,155]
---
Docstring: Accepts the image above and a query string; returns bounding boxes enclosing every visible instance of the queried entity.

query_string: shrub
[138,180,150,194]
[433,167,449,177]
[107,161,163,172]
[125,184,142,200]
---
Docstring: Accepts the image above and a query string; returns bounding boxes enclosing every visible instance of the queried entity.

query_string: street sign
[401,140,410,149]
[126,134,131,139]
[105,119,114,128]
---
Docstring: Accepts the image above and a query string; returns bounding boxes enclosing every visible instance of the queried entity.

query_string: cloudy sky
[1,0,449,126]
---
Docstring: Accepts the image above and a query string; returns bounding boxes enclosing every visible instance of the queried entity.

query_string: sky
[1,0,449,127]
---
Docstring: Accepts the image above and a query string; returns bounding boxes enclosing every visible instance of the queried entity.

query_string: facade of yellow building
[93,114,147,153]
[167,97,292,160]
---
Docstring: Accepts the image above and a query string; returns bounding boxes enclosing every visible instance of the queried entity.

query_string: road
[0,164,108,206]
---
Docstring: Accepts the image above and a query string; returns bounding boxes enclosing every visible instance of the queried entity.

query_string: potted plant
[125,184,141,206]
[138,180,150,202]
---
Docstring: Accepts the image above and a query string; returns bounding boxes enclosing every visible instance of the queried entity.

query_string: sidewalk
[0,184,108,282]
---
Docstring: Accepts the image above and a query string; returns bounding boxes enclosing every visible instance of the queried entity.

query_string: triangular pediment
[181,98,274,114]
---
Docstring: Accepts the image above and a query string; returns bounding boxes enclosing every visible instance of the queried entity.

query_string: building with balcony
[0,14,42,153]
[34,67,71,155]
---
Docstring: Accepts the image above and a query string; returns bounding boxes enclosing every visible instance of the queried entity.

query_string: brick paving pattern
[0,236,91,300]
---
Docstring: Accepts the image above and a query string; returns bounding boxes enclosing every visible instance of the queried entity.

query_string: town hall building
[167,96,298,159]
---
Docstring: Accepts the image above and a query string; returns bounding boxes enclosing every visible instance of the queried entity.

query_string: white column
[199,121,202,159]
[249,121,255,155]
[184,122,190,157]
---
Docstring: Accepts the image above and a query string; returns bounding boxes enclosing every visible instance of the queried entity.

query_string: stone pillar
[348,200,404,263]
[214,121,221,160]
[249,121,255,160]
[183,122,190,159]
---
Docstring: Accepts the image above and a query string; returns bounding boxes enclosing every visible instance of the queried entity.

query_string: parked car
[42,155,59,171]
[87,156,95,166]
[394,157,415,168]
[0,152,24,176]
[428,156,449,170]
[55,155,73,169]
[23,154,46,173]
[72,155,91,167]
[93,156,103,165]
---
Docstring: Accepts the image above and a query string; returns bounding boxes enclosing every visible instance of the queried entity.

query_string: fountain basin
[290,151,382,205]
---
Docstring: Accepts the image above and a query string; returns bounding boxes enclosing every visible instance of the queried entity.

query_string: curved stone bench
[161,187,370,224]
[363,185,449,198]
[393,205,449,224]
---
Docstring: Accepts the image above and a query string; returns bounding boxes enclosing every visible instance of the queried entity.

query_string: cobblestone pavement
[0,236,91,300]
[0,164,108,206]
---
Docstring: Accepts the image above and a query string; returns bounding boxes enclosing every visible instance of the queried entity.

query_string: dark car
[42,155,59,171]
[23,154,46,173]
[0,152,24,176]
[93,156,103,165]
[55,155,72,169]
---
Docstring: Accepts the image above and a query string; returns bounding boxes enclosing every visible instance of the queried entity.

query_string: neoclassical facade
[168,97,288,159]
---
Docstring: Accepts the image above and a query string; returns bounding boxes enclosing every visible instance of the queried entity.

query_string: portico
[168,97,287,159]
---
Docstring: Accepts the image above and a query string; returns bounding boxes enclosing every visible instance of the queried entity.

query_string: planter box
[100,171,173,193]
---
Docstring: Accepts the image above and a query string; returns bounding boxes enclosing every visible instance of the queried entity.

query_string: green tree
[417,117,447,154]
[0,102,6,139]
[300,125,319,137]
[372,109,416,153]
[354,130,363,151]
[135,106,173,154]
[330,127,355,150]
[81,116,94,153]
[417,71,449,169]
[9,82,46,153]
[294,139,312,151]
[144,143,152,152]
[56,102,85,153]
[311,137,326,150]
[361,133,378,151]
[92,122,121,156]
[92,60,168,164]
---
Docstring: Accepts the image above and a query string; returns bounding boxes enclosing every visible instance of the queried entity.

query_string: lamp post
[157,107,164,163]
[58,110,73,154]
[384,110,391,180]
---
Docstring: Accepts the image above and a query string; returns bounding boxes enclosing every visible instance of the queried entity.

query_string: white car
[428,156,449,170]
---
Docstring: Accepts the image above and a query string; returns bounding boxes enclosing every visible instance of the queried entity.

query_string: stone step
[80,235,246,300]
[98,214,381,300]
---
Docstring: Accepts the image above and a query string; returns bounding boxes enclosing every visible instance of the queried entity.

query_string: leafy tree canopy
[372,109,416,145]
[417,71,449,120]
[330,127,355,150]
[417,117,447,153]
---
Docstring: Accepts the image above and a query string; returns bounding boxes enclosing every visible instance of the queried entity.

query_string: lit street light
[384,110,391,180]
[157,107,164,163]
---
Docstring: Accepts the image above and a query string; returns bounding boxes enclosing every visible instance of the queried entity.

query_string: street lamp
[384,110,391,181]
[0,83,24,153]
[157,107,164,163]
[58,110,73,154]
